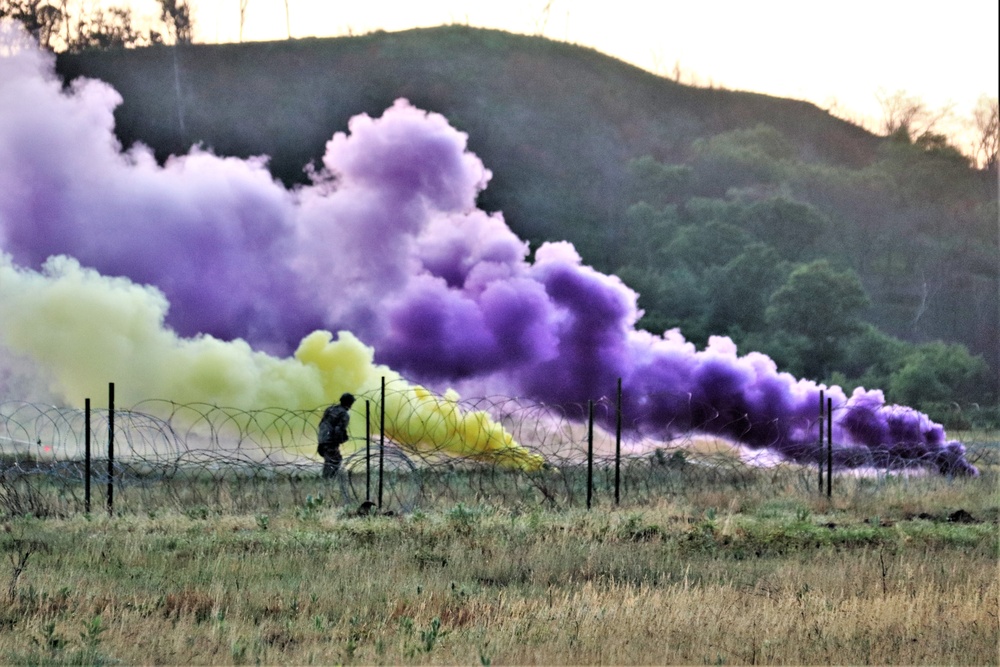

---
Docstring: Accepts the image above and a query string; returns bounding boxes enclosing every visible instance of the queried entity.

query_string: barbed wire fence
[1,380,997,519]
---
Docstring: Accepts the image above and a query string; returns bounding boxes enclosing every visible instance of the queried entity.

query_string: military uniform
[318,394,354,478]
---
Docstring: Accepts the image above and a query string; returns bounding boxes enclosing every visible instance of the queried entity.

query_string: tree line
[611,123,997,428]
[0,0,192,51]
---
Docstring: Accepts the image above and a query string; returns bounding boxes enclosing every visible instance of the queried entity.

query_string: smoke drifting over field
[0,23,976,474]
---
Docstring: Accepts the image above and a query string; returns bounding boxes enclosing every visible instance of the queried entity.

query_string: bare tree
[239,0,248,42]
[157,0,192,45]
[2,0,179,51]
[284,0,290,39]
[0,0,60,47]
[59,0,67,46]
[67,5,143,51]
[535,0,553,36]
[970,95,998,171]
[35,2,59,47]
[876,88,954,143]
[877,88,923,137]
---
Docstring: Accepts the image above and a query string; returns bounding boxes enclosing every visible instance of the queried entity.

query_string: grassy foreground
[1,476,998,665]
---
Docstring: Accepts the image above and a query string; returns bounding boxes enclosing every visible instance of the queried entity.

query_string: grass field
[1,467,997,665]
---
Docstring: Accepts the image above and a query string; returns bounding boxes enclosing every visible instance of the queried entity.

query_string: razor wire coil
[1,386,997,519]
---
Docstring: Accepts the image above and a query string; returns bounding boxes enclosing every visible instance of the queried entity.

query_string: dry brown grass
[1,480,997,665]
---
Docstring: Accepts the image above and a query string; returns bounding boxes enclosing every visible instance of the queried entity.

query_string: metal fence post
[379,376,385,510]
[615,378,622,506]
[365,399,371,503]
[818,389,824,494]
[107,382,114,517]
[587,399,594,510]
[827,397,833,499]
[84,398,91,515]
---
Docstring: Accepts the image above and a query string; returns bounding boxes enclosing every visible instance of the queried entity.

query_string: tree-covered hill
[55,26,882,233]
[54,26,999,423]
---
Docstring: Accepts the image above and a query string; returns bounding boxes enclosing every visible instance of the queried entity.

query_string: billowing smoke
[0,254,543,469]
[0,23,976,475]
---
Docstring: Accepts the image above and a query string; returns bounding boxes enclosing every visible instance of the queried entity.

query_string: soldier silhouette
[317,393,355,478]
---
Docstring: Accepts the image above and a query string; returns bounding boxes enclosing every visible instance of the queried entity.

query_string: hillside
[54,26,881,242]
[53,26,998,414]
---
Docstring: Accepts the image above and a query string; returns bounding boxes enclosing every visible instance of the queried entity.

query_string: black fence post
[378,376,385,511]
[615,378,622,506]
[587,399,594,510]
[827,397,833,499]
[107,382,114,517]
[365,399,371,503]
[818,389,824,494]
[84,398,91,515]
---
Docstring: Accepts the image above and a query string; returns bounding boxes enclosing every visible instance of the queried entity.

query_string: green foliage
[691,124,795,192]
[617,513,665,542]
[705,243,788,333]
[628,156,693,205]
[616,265,708,340]
[826,330,993,425]
[623,201,679,231]
[666,220,754,269]
[694,124,797,162]
[14,616,113,665]
[34,621,68,654]
[619,145,996,405]
[742,197,829,259]
[766,260,870,377]
[297,494,325,521]
[767,260,870,339]
[184,505,209,521]
[80,616,106,651]
[618,202,679,265]
[888,342,991,408]
[735,329,812,379]
[446,503,482,534]
[617,118,995,404]
[419,617,447,653]
[876,134,977,202]
[834,324,912,389]
[682,196,742,225]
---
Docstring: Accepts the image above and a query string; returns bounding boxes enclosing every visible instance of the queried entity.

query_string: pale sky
[113,1,1000,145]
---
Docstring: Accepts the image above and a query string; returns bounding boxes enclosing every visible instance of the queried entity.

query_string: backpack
[318,405,349,447]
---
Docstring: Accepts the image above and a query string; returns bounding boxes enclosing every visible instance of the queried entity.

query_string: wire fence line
[1,383,997,518]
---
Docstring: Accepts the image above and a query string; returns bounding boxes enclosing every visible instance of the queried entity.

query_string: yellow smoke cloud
[388,385,543,470]
[295,332,543,470]
[0,254,543,470]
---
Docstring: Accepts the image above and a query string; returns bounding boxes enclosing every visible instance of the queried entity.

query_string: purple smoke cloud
[0,31,318,351]
[0,25,977,475]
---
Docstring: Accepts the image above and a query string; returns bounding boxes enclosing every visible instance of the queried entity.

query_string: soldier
[317,392,355,478]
